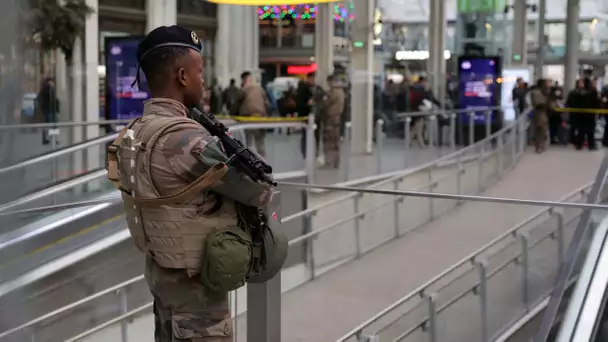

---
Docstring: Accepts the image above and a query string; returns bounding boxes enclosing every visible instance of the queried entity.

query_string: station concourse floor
[78,147,606,342]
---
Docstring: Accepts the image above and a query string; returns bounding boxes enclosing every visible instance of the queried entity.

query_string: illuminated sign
[211,0,341,4]
[287,63,317,75]
[395,50,451,61]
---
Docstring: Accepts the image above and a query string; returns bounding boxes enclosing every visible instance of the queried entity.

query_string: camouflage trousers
[322,125,341,168]
[533,110,548,153]
[145,257,232,342]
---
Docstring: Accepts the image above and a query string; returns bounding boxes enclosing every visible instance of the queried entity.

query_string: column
[428,0,446,101]
[215,5,230,86]
[534,0,547,79]
[564,0,580,92]
[314,3,334,88]
[70,38,84,174]
[85,0,100,173]
[511,0,528,65]
[146,0,177,32]
[214,5,260,86]
[350,0,374,154]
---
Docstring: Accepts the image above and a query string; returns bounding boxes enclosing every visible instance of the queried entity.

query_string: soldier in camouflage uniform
[105,26,273,341]
[318,75,346,169]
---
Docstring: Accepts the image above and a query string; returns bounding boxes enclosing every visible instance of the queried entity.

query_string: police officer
[318,74,345,168]
[106,25,274,341]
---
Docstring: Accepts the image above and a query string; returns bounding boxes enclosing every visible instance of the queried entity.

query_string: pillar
[146,0,177,32]
[85,0,100,172]
[350,0,374,154]
[70,38,84,174]
[511,0,528,65]
[214,5,260,87]
[428,0,446,101]
[564,0,580,93]
[314,3,334,88]
[534,0,547,79]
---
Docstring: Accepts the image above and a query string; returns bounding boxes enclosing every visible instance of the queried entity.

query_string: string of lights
[257,3,355,21]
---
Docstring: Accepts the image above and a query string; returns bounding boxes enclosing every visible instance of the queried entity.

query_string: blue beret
[136,25,202,63]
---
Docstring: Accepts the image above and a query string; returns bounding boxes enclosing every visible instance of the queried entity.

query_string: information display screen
[104,36,149,121]
[457,56,502,125]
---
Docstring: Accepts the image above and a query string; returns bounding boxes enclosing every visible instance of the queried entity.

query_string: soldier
[105,26,274,341]
[318,74,345,169]
[238,71,269,157]
[530,79,551,153]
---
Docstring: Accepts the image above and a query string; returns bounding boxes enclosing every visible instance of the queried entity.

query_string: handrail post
[519,233,530,310]
[554,210,565,263]
[393,180,401,238]
[497,131,504,178]
[404,117,412,168]
[305,213,317,280]
[342,122,352,181]
[354,194,363,258]
[468,111,475,146]
[450,113,456,149]
[426,293,438,342]
[375,119,384,174]
[456,158,464,206]
[247,192,282,342]
[478,144,485,193]
[477,261,489,342]
[428,167,435,221]
[428,115,436,150]
[485,110,492,140]
[305,115,316,183]
[116,288,128,342]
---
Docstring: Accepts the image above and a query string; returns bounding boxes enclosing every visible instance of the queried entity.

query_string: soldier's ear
[177,68,187,87]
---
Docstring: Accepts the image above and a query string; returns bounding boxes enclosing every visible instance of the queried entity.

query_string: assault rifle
[189,108,277,187]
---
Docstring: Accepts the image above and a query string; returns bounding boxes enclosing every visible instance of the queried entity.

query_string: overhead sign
[395,50,451,61]
[457,0,506,13]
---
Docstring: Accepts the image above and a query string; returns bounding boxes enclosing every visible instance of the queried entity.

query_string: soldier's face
[180,50,205,108]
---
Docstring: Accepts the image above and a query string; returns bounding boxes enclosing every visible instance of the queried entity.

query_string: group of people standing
[206,72,346,169]
[513,76,606,153]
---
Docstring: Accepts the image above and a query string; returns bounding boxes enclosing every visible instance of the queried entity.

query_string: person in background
[298,73,319,157]
[573,78,600,150]
[601,84,608,147]
[529,79,551,153]
[511,77,528,117]
[548,81,563,144]
[566,79,586,146]
[222,78,240,115]
[209,77,223,114]
[317,74,345,169]
[238,71,270,156]
[35,77,60,145]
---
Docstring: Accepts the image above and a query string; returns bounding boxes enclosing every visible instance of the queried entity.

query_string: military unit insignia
[191,31,199,44]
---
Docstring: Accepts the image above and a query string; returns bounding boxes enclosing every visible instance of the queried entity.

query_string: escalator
[0,122,310,342]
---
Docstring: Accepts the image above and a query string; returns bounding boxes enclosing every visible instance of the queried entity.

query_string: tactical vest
[106,114,232,276]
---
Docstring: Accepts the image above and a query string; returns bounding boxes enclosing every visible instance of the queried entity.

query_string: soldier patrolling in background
[105,25,274,341]
[318,74,345,169]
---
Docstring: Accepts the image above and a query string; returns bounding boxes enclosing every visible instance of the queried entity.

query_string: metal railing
[336,157,608,342]
[0,110,528,341]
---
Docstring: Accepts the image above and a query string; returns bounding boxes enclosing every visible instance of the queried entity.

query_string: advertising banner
[457,56,502,125]
[501,67,531,121]
[104,36,149,121]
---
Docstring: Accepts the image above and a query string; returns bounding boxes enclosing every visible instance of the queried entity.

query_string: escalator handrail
[556,214,608,341]
[0,120,306,177]
[0,134,118,176]
[0,169,107,213]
